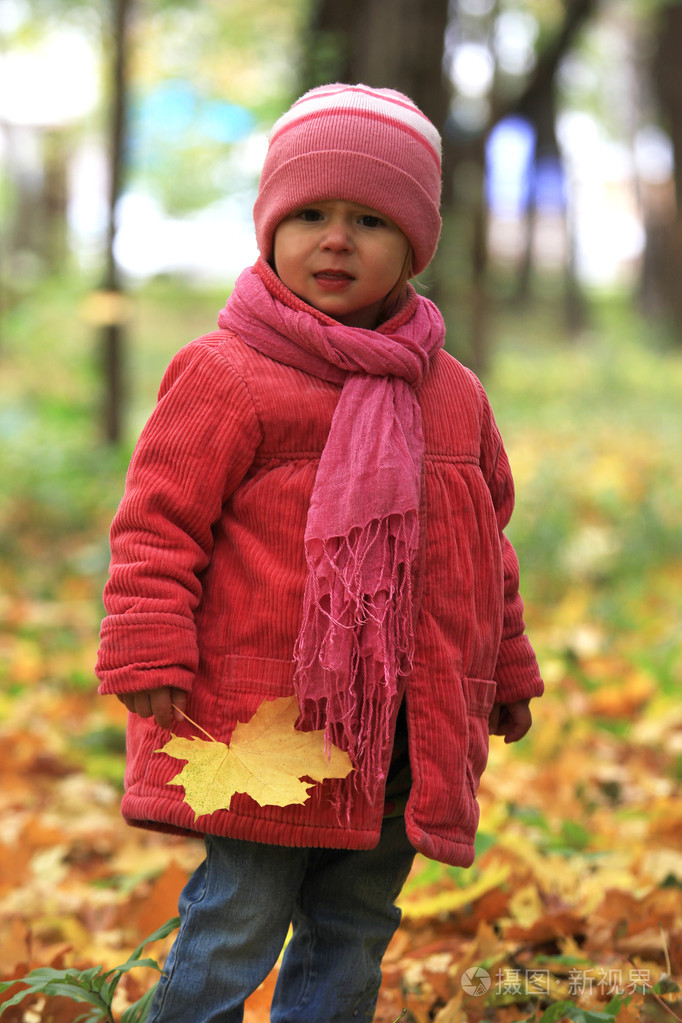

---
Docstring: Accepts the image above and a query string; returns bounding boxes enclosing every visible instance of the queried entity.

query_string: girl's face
[272,199,410,329]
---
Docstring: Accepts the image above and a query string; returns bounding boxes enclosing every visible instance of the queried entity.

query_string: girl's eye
[359,215,383,228]
[298,209,323,222]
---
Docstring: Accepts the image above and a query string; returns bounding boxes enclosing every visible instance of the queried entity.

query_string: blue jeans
[147,816,415,1023]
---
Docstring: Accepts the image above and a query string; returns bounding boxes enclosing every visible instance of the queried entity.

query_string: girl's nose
[320,219,353,252]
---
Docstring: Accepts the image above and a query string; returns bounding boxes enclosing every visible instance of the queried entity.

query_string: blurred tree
[13,0,677,414]
[648,0,682,337]
[439,0,598,371]
[299,0,598,372]
[510,0,595,334]
[6,0,303,440]
[101,0,132,444]
[300,0,449,129]
[5,0,132,441]
[0,7,87,312]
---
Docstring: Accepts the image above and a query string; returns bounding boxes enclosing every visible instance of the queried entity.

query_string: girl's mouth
[313,270,354,291]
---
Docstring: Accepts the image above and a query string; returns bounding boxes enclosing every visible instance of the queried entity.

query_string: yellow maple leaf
[156,696,353,819]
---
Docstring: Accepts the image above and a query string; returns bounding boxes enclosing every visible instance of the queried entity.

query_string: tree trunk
[433,0,498,372]
[299,0,362,91]
[43,129,70,272]
[515,75,588,333]
[470,137,490,378]
[648,0,682,337]
[300,0,449,140]
[479,0,597,365]
[100,0,132,444]
[511,0,595,332]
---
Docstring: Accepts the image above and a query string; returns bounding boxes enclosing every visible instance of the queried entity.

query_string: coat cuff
[96,613,198,695]
[493,635,544,704]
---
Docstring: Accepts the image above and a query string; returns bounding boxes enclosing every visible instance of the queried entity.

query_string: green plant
[519,997,626,1022]
[0,916,179,1023]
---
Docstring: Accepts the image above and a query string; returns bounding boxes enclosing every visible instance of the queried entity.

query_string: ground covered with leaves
[0,281,680,1021]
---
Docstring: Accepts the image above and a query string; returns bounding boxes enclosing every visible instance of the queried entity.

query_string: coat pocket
[195,655,296,741]
[222,654,296,695]
[462,676,497,795]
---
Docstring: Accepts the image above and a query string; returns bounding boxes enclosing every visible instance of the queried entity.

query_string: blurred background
[0,1,681,1019]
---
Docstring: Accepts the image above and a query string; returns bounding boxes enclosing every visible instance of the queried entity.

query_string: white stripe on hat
[270,84,442,161]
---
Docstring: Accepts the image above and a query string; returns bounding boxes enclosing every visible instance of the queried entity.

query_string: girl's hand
[116,687,188,731]
[489,699,532,743]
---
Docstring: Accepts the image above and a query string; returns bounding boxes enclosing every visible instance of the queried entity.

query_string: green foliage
[486,295,682,642]
[0,917,179,1022]
[520,995,627,1022]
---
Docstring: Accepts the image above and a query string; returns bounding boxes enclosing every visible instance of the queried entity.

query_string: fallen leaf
[244,969,279,1023]
[157,696,353,818]
[433,991,464,1023]
[508,882,544,928]
[502,907,586,943]
[400,864,512,921]
[127,860,191,938]
[587,667,656,718]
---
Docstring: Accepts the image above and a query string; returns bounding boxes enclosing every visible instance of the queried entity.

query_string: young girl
[96,83,543,1023]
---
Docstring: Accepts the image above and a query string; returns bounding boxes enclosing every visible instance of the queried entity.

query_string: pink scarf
[218,258,445,799]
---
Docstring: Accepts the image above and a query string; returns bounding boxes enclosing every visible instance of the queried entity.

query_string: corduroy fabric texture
[96,272,544,867]
[253,83,442,275]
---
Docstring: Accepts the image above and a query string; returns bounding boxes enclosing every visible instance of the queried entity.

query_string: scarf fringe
[294,512,419,808]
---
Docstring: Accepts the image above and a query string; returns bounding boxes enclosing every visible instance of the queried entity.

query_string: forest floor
[0,278,680,1022]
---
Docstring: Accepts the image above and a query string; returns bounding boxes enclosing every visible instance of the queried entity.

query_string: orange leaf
[128,860,191,937]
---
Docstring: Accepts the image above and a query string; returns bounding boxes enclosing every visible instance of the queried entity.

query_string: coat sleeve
[95,336,262,696]
[478,383,544,705]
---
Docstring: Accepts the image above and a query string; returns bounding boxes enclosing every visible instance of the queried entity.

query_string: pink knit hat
[253,83,442,276]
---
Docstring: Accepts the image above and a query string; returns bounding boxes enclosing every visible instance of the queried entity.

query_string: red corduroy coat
[96,326,543,867]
